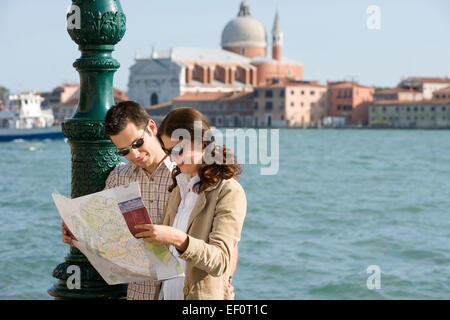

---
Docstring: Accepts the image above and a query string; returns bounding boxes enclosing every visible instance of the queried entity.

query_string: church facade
[128,1,303,107]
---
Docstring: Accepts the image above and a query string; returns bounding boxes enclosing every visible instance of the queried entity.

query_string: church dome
[221,1,267,48]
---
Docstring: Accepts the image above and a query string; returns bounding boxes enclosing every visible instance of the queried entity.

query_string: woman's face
[161,134,203,177]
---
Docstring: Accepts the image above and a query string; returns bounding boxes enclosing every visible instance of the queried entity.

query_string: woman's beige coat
[154,177,247,300]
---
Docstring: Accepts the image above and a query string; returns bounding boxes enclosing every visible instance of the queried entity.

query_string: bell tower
[272,11,283,62]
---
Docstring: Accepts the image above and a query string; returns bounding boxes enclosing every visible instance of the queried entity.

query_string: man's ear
[147,119,157,137]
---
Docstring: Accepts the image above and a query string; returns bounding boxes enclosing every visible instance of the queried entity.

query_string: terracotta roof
[144,101,173,110]
[257,79,325,89]
[375,88,421,95]
[408,77,450,84]
[327,81,375,90]
[55,88,128,106]
[113,89,128,102]
[173,91,253,102]
[53,84,79,92]
[327,81,374,90]
[433,86,450,94]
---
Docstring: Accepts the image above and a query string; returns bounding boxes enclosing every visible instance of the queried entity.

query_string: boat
[0,92,64,142]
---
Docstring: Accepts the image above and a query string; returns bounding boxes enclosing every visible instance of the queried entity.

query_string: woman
[135,107,247,300]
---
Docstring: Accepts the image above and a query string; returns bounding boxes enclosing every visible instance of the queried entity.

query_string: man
[62,100,171,299]
[62,101,236,299]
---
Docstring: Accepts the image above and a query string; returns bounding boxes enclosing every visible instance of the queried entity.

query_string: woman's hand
[135,224,189,252]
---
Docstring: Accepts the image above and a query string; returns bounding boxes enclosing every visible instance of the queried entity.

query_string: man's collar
[131,155,176,175]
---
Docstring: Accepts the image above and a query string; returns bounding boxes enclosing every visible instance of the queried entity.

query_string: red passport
[118,197,152,237]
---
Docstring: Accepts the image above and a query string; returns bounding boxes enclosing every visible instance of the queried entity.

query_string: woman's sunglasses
[162,143,184,158]
[116,127,148,157]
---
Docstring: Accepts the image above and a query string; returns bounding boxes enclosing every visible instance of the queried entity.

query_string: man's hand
[61,221,75,247]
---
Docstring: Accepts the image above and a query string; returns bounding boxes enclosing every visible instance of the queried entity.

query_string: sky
[1,0,450,94]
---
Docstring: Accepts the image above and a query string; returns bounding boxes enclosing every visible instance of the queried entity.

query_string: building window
[150,93,158,106]
[301,90,304,95]
[382,107,386,112]
[406,107,410,112]
[265,90,273,98]
[291,90,295,95]
[431,107,435,111]
[234,115,240,127]
[310,90,315,95]
[280,102,284,110]
[291,102,294,107]
[443,106,447,111]
[241,47,246,56]
[254,102,258,110]
[337,105,341,111]
[265,102,273,110]
[414,107,418,112]
[280,90,285,97]
[253,90,259,97]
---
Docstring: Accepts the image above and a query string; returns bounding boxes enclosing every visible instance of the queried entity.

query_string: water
[0,129,449,299]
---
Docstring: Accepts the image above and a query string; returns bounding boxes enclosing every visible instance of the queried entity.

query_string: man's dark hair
[104,101,150,137]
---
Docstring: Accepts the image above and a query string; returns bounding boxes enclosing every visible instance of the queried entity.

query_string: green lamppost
[48,0,127,299]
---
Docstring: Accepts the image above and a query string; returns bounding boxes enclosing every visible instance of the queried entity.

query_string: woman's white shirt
[159,173,200,300]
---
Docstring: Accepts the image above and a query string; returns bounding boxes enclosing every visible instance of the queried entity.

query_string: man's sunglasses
[116,127,148,157]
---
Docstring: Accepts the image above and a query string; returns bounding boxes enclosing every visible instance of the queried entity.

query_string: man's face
[110,120,161,170]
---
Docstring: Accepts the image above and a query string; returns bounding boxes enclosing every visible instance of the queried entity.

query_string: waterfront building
[374,87,423,102]
[39,84,79,107]
[326,81,374,126]
[174,92,254,127]
[146,91,254,127]
[40,84,128,123]
[432,86,450,100]
[253,79,327,127]
[128,47,255,107]
[129,1,303,107]
[398,77,450,99]
[369,99,450,129]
